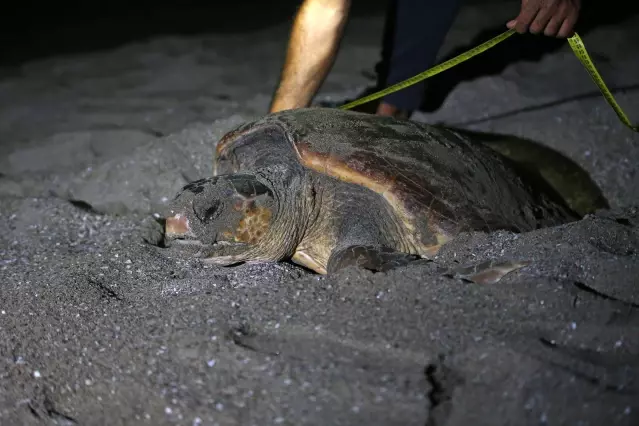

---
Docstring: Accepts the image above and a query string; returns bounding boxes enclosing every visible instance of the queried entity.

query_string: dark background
[4,0,638,65]
[0,0,388,67]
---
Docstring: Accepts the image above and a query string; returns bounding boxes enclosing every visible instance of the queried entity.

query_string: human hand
[507,0,581,38]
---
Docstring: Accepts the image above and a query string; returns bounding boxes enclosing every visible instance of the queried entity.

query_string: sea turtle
[159,107,606,282]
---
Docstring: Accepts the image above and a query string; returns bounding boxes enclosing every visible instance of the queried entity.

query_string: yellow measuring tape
[340,29,637,132]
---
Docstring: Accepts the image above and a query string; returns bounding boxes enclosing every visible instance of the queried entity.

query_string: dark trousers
[377,0,464,111]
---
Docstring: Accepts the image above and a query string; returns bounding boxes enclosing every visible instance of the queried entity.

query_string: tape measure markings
[567,34,637,131]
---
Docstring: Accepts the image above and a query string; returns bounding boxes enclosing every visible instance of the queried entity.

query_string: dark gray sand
[1,2,639,425]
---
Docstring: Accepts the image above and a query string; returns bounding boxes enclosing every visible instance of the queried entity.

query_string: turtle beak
[165,213,190,236]
[164,213,198,245]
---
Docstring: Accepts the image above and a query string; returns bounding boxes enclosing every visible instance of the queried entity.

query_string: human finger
[542,2,568,36]
[557,8,579,37]
[513,0,541,33]
[530,0,559,34]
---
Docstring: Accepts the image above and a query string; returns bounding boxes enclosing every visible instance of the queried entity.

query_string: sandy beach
[1,1,638,424]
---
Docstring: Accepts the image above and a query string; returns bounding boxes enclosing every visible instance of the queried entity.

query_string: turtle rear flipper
[446,259,532,285]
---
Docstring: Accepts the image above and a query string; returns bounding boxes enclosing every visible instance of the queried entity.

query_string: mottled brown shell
[214,107,576,246]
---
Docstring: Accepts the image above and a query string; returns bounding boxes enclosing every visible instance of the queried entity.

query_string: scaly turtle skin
[162,108,604,281]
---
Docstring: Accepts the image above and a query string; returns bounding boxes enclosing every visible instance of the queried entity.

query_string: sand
[1,1,638,425]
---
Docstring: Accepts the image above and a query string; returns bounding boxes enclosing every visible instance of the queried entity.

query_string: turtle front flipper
[326,245,425,274]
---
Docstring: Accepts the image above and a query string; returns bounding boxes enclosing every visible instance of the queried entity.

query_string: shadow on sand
[452,127,610,217]
[448,83,639,127]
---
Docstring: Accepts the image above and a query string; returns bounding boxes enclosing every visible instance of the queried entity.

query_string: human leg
[377,0,464,118]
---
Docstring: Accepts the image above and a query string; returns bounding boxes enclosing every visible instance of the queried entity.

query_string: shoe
[375,101,411,120]
[314,85,382,114]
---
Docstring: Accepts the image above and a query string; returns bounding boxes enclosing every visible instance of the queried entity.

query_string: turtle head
[164,174,282,265]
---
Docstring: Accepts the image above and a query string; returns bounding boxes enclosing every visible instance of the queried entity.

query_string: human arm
[269,0,352,113]
[507,0,581,38]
